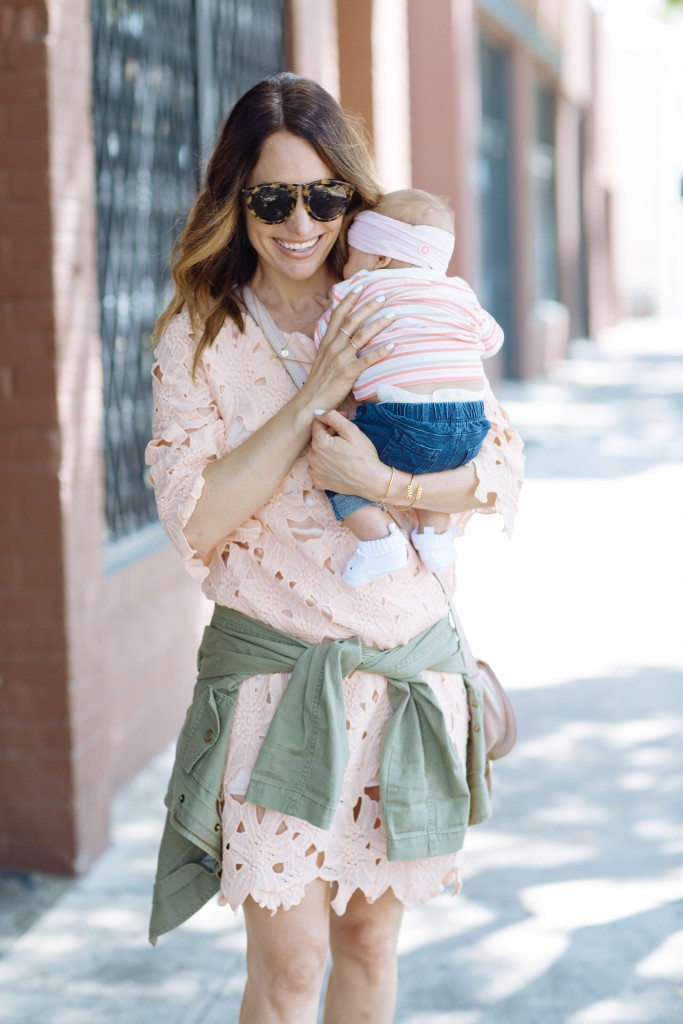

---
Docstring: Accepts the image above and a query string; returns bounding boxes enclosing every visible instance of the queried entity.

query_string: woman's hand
[308,410,389,499]
[298,286,395,415]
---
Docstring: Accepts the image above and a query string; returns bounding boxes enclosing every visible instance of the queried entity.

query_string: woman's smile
[273,235,323,255]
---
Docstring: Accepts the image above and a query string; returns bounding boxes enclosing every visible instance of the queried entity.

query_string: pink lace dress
[146,308,524,916]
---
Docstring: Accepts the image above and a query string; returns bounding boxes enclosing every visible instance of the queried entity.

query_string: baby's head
[344,189,455,279]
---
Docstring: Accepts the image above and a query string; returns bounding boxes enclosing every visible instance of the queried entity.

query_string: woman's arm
[307,411,491,514]
[308,404,524,521]
[183,290,394,560]
[383,462,491,514]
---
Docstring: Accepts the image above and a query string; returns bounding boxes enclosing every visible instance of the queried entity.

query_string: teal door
[477,33,516,377]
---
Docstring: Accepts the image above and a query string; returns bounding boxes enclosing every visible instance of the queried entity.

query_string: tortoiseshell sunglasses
[240,179,356,224]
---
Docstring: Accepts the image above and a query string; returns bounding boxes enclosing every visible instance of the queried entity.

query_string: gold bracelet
[407,474,415,503]
[395,474,423,511]
[377,466,395,509]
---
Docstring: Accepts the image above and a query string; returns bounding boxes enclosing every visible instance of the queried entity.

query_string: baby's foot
[342,523,410,587]
[411,526,458,572]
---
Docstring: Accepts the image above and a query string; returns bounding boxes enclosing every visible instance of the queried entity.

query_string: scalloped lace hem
[217,863,462,917]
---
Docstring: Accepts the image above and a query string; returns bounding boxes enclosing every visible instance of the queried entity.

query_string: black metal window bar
[91,0,284,544]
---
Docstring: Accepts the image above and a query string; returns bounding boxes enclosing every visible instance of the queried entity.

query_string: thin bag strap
[241,285,310,390]
[431,572,478,677]
[382,506,478,676]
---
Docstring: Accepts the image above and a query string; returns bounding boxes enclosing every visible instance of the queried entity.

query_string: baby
[314,189,504,586]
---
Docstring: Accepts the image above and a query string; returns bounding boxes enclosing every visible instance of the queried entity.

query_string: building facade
[0,0,615,874]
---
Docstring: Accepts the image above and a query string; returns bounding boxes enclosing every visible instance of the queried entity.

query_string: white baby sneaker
[342,523,410,587]
[411,526,458,572]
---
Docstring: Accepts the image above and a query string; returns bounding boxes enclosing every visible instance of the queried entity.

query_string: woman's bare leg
[239,877,330,1024]
[324,887,405,1024]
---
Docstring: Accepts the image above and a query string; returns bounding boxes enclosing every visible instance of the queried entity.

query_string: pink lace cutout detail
[218,669,466,916]
[454,383,525,538]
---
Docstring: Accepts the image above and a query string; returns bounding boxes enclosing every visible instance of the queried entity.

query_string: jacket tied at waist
[149,605,491,944]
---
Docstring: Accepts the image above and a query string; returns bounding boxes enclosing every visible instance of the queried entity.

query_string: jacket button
[204,729,214,742]
[179,794,185,803]
[471,699,479,708]
[214,823,221,832]
[474,724,481,732]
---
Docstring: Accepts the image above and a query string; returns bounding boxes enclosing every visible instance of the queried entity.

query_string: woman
[146,73,523,1024]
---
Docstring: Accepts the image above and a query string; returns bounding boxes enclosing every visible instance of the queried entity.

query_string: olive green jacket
[149,605,491,944]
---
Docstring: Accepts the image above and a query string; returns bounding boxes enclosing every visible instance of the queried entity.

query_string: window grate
[194,0,285,159]
[91,0,284,543]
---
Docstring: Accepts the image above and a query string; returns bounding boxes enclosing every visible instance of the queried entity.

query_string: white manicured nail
[383,311,395,320]
[352,284,364,293]
[385,342,395,350]
[375,294,386,302]
[313,409,327,416]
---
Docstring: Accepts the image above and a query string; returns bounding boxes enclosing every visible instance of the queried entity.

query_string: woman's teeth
[277,238,318,252]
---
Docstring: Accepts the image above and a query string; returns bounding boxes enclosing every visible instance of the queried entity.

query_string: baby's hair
[376,189,455,234]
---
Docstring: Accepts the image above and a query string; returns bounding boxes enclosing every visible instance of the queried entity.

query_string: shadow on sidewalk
[396,665,683,1024]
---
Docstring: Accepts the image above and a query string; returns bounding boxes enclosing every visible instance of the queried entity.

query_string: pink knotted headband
[347,210,455,273]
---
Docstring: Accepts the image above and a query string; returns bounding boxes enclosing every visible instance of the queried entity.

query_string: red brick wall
[0,0,209,876]
[0,0,73,872]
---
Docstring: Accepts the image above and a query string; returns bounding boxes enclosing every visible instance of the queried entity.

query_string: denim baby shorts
[327,399,491,522]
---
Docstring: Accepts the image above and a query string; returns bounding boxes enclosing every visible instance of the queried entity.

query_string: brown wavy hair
[153,73,383,372]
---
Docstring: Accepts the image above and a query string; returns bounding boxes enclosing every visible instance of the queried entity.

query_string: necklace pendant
[280,347,290,358]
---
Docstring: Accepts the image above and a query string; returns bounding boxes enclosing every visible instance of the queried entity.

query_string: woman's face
[242,131,344,286]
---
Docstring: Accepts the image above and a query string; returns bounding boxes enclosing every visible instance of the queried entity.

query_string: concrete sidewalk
[1,317,682,1023]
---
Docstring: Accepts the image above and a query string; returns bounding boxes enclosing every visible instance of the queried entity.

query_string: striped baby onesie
[314,267,503,402]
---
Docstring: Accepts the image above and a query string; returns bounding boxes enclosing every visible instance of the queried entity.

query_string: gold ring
[350,338,362,351]
[339,327,353,339]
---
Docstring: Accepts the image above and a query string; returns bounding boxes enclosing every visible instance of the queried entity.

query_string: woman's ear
[376,255,393,269]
